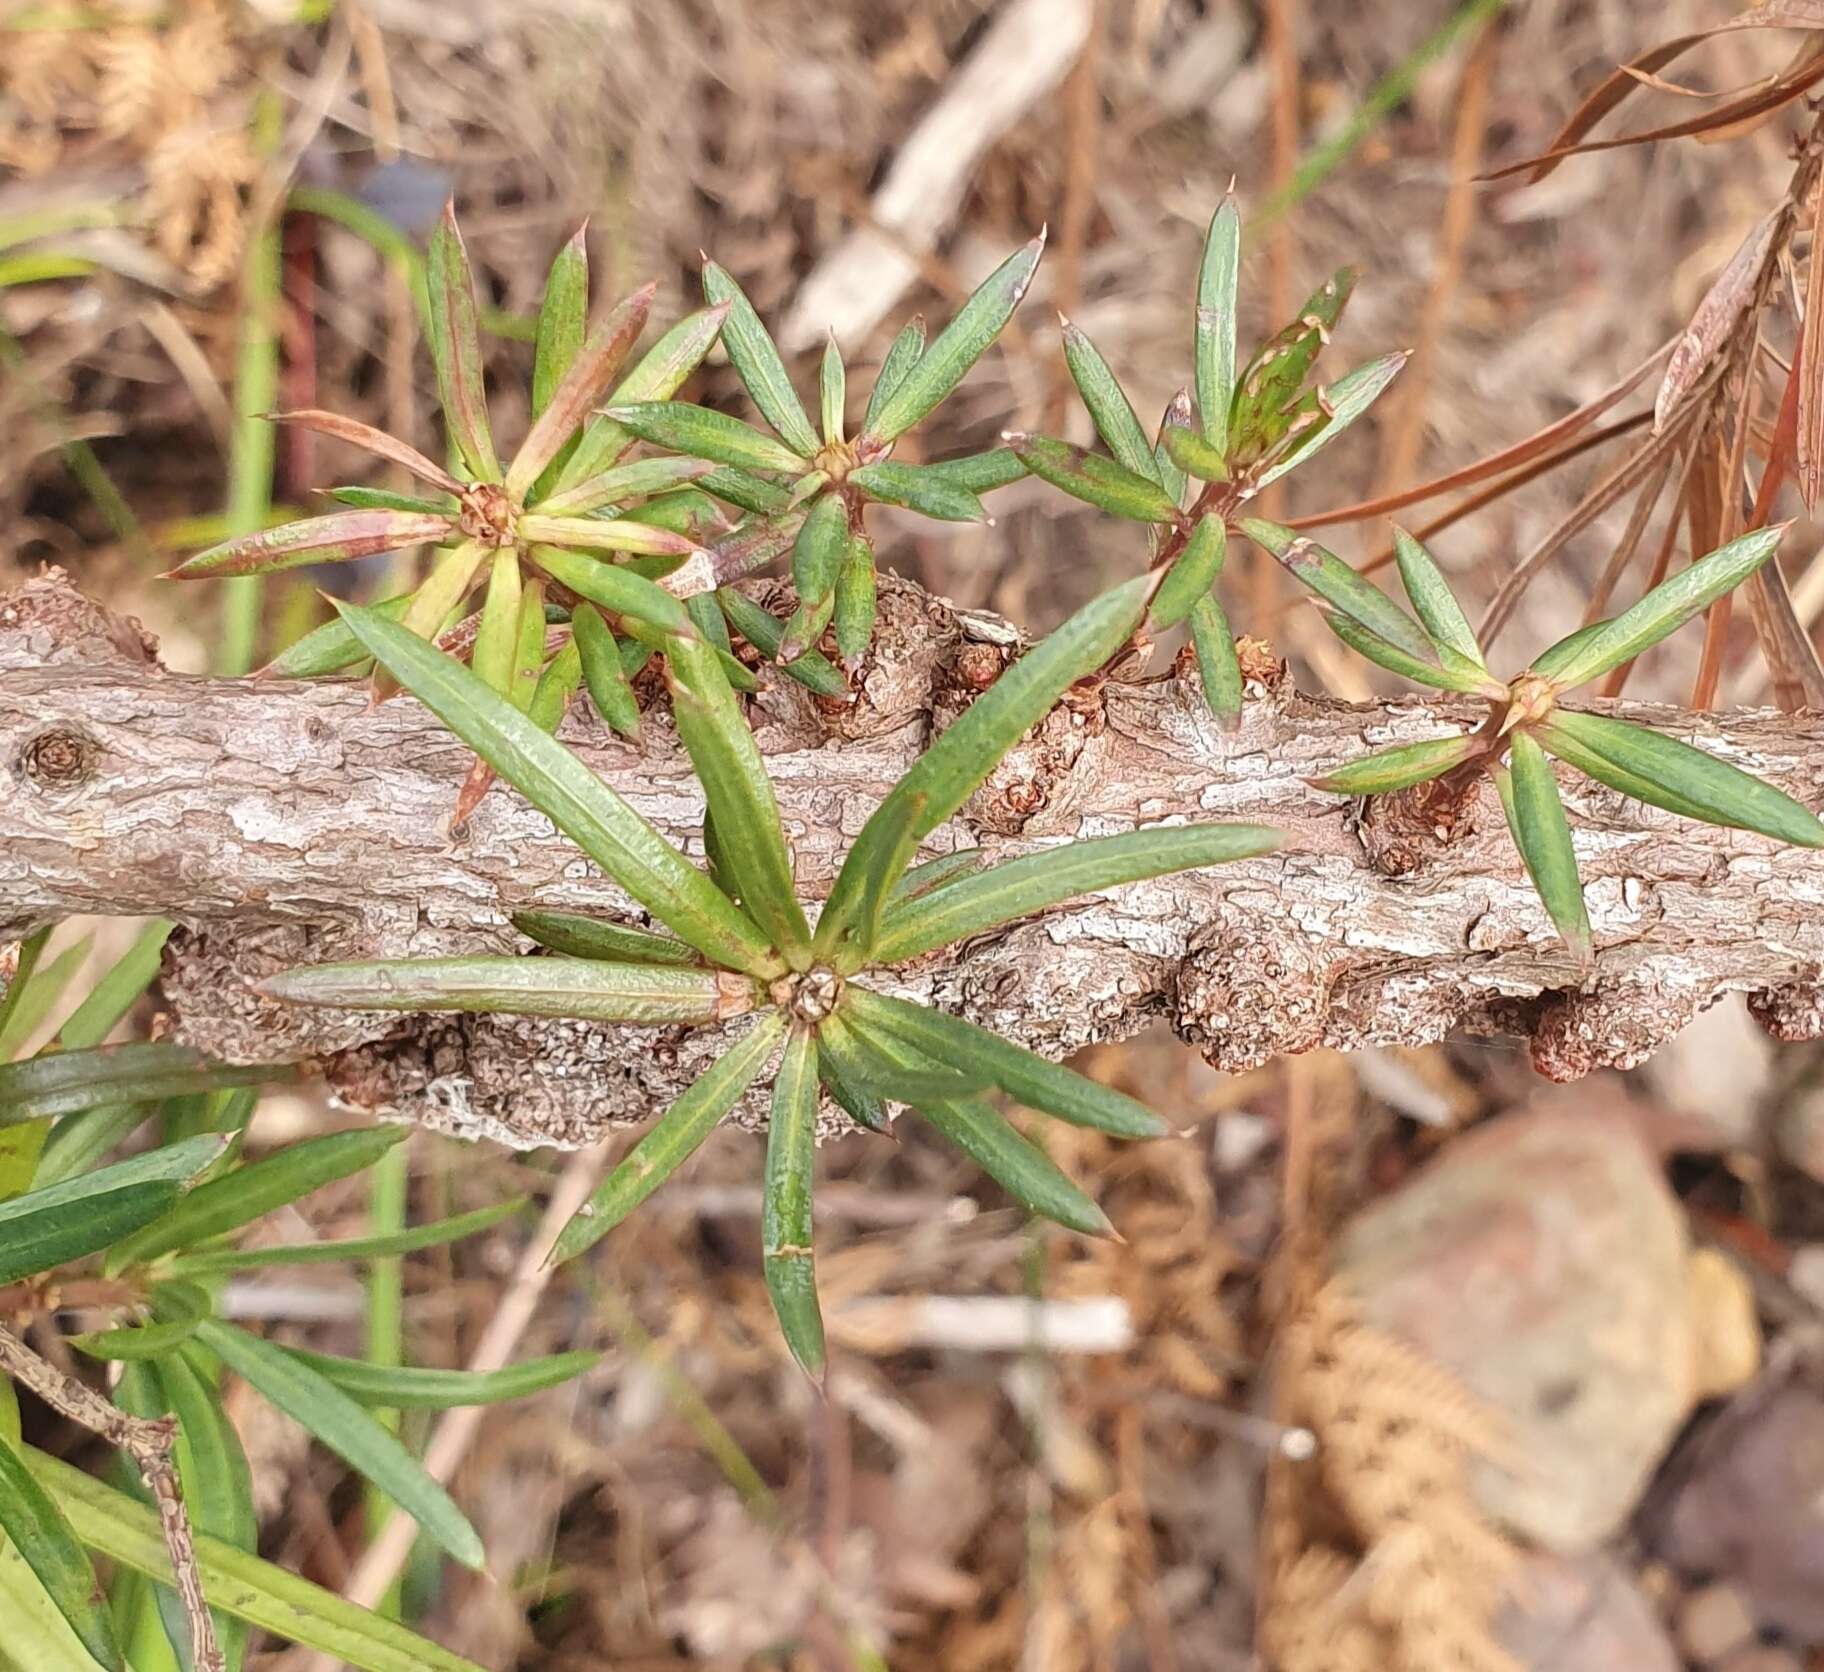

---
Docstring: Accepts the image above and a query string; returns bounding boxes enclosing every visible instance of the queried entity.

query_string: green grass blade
[0,1046,289,1125]
[25,1449,488,1672]
[1152,515,1227,629]
[1499,732,1591,961]
[700,260,818,457]
[847,987,1167,1139]
[1391,526,1484,668]
[821,575,1151,958]
[1005,432,1180,523]
[848,461,990,524]
[336,603,783,976]
[551,1010,785,1261]
[426,204,499,483]
[262,956,751,1024]
[862,234,1045,444]
[279,1346,598,1409]
[169,1198,525,1276]
[662,631,813,962]
[104,1126,406,1275]
[1529,526,1786,690]
[1060,318,1158,481]
[863,317,926,433]
[1254,350,1409,489]
[875,821,1279,964]
[193,1320,483,1569]
[1539,710,1824,848]
[762,1029,824,1378]
[0,1435,123,1671]
[1312,733,1478,796]
[1195,196,1240,446]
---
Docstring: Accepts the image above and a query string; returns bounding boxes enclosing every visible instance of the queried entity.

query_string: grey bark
[6,567,1824,1149]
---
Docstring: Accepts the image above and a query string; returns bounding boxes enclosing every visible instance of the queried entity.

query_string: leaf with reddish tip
[167,510,452,578]
[426,203,500,482]
[1153,388,1194,509]
[507,282,655,499]
[530,455,717,518]
[273,410,463,495]
[862,233,1047,445]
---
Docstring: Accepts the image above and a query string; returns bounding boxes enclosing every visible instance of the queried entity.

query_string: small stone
[1676,1582,1758,1665]
[1496,1551,1680,1672]
[1686,1249,1762,1402]
[1333,1087,1695,1552]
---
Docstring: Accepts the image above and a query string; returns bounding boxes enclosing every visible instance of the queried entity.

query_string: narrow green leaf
[1240,519,1437,663]
[508,281,654,500]
[1254,350,1409,489]
[530,228,588,420]
[530,455,717,519]
[1161,424,1228,484]
[823,576,1150,961]
[527,633,583,734]
[399,538,489,643]
[863,317,926,434]
[604,400,808,475]
[170,1198,524,1276]
[0,928,51,1057]
[320,486,450,515]
[833,534,877,666]
[1391,527,1485,669]
[0,1532,108,1672]
[508,575,547,710]
[814,1020,890,1134]
[554,303,733,493]
[826,1050,990,1106]
[1322,607,1501,695]
[425,204,500,482]
[194,1320,483,1569]
[147,1348,257,1672]
[0,1180,175,1286]
[1060,318,1158,481]
[663,630,813,962]
[0,1434,123,1671]
[1530,526,1787,690]
[0,937,93,1064]
[569,603,641,739]
[67,1306,206,1363]
[697,468,794,516]
[838,1018,1109,1235]
[1194,196,1240,446]
[262,956,751,1025]
[763,1029,824,1378]
[280,1346,598,1409]
[889,848,987,903]
[104,1126,406,1275]
[1152,515,1227,629]
[790,491,848,605]
[1230,266,1356,450]
[819,333,846,445]
[0,1046,288,1125]
[716,588,848,696]
[513,909,694,967]
[0,1133,221,1241]
[914,447,1028,494]
[1005,432,1181,523]
[847,987,1167,1139]
[1539,709,1824,849]
[848,461,989,524]
[876,821,1278,964]
[812,792,928,969]
[1312,733,1479,796]
[53,922,170,1055]
[470,550,521,694]
[339,604,782,973]
[1188,592,1243,728]
[700,260,818,457]
[1499,731,1591,961]
[25,1449,490,1672]
[551,1010,786,1261]
[517,515,698,563]
[166,510,452,579]
[862,234,1045,444]
[1153,389,1193,510]
[777,590,835,665]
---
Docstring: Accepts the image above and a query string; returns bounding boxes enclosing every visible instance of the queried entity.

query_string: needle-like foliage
[260,581,1280,1377]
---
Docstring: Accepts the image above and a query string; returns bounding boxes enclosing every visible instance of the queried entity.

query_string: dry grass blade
[270,410,462,498]
[1656,208,1779,434]
[1287,347,1667,532]
[1692,396,1750,710]
[1798,180,1824,509]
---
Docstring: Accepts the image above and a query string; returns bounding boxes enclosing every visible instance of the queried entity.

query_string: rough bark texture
[6,567,1824,1149]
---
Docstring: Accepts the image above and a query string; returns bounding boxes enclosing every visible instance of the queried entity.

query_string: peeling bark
[6,568,1824,1148]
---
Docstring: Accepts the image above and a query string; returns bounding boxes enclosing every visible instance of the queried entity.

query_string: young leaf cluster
[0,934,584,1672]
[1252,517,1824,958]
[257,583,1280,1379]
[1004,196,1407,726]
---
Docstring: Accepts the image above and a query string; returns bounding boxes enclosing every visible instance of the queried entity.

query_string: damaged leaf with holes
[259,579,1280,1377]
[1254,517,1824,959]
[1003,195,1408,727]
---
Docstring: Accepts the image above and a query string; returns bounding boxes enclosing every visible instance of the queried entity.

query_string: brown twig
[0,1323,222,1672]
